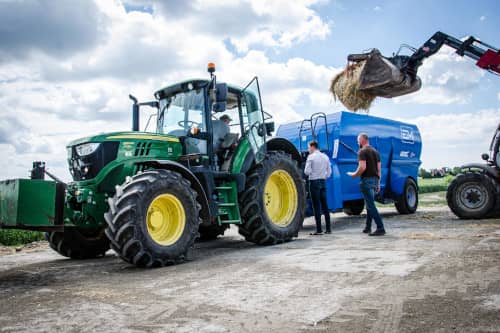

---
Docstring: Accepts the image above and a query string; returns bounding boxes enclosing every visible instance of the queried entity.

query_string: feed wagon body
[276,111,422,215]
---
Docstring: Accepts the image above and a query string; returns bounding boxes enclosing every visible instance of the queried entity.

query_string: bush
[0,229,45,246]
[444,174,454,185]
[418,184,448,194]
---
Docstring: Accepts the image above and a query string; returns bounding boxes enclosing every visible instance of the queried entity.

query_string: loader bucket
[348,49,422,98]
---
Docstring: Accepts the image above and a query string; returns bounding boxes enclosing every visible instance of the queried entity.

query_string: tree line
[418,167,462,179]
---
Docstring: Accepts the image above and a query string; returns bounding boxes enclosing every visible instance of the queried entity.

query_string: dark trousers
[309,179,331,233]
[360,177,385,231]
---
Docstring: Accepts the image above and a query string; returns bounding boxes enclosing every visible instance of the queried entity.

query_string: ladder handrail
[298,119,313,152]
[298,112,330,152]
[311,112,330,152]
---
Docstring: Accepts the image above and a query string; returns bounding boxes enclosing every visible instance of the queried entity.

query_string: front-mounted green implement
[0,64,305,267]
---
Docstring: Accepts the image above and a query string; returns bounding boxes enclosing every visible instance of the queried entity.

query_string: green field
[418,177,450,194]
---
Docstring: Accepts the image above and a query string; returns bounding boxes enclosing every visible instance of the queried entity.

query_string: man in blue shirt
[304,141,332,235]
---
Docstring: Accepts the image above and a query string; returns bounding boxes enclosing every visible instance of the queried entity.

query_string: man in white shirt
[304,141,332,235]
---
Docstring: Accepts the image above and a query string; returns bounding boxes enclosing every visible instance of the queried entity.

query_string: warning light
[207,62,216,73]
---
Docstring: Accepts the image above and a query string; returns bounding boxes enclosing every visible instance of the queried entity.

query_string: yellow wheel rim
[146,194,186,246]
[264,169,298,227]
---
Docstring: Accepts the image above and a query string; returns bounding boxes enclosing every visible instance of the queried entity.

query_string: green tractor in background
[0,64,306,267]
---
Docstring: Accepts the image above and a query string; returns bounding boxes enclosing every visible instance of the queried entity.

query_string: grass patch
[418,177,450,194]
[0,229,45,246]
[376,191,447,208]
[419,191,447,207]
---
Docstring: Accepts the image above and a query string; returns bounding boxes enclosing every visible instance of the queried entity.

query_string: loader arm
[405,31,500,78]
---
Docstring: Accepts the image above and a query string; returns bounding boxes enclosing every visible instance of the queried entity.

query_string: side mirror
[212,83,227,112]
[257,124,265,137]
[481,153,489,161]
[212,102,226,112]
[215,83,227,102]
[265,122,275,136]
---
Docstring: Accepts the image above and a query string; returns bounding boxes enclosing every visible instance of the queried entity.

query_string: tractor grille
[134,141,152,156]
[68,142,120,181]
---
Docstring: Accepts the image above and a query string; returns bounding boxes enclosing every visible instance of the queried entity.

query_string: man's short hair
[308,141,318,149]
[220,114,232,122]
[358,133,369,141]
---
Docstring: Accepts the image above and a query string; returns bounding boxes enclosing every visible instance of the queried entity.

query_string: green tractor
[0,64,306,267]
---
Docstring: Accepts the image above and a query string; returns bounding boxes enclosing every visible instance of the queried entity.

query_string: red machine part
[476,49,500,74]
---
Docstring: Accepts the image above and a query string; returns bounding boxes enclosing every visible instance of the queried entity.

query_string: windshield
[157,89,205,136]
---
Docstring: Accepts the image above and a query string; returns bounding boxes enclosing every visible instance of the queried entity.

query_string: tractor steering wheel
[178,120,200,128]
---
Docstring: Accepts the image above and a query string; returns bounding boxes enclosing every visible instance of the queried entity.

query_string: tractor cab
[150,65,270,171]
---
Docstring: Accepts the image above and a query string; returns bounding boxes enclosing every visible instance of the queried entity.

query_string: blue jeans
[360,177,385,231]
[309,179,331,233]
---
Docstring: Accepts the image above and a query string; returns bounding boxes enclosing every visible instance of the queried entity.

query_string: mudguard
[460,163,499,181]
[136,160,212,222]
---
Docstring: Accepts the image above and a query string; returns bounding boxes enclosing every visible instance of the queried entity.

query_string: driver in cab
[212,115,232,150]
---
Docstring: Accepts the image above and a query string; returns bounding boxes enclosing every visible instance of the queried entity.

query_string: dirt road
[1,206,499,333]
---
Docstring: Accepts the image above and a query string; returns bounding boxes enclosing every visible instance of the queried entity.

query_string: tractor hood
[67,131,179,147]
[66,131,182,182]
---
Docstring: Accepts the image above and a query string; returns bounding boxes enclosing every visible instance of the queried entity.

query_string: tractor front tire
[104,170,201,268]
[46,228,109,259]
[447,172,496,219]
[395,178,419,214]
[343,199,365,216]
[238,151,305,245]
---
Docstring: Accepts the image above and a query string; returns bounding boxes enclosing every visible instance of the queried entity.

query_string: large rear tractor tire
[46,228,109,259]
[197,224,229,241]
[447,172,496,219]
[343,199,365,216]
[104,170,201,268]
[395,178,418,214]
[238,151,305,245]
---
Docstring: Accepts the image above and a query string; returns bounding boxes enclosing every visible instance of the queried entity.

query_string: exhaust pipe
[130,94,139,131]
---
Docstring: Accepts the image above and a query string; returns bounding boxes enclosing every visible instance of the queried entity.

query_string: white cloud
[373,6,382,11]
[0,0,495,179]
[394,47,485,105]
[480,15,486,21]
[398,109,500,168]
[497,92,500,101]
[0,0,337,180]
[152,0,332,53]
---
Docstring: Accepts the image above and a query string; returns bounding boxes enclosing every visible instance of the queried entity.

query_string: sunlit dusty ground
[1,205,499,333]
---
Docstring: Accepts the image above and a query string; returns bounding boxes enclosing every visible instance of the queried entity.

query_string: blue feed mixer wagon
[276,111,422,216]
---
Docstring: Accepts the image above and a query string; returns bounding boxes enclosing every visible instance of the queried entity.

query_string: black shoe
[369,229,386,236]
[362,228,371,234]
[310,232,323,236]
[325,231,332,234]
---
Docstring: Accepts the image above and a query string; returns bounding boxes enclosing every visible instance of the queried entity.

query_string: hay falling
[330,61,376,112]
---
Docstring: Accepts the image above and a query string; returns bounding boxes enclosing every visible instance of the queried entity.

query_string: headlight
[75,142,100,156]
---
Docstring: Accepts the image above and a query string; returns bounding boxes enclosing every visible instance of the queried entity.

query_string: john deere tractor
[0,64,305,267]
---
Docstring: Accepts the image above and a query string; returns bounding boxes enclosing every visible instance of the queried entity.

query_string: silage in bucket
[330,61,375,112]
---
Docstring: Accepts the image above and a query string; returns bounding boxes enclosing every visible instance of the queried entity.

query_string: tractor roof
[154,79,245,99]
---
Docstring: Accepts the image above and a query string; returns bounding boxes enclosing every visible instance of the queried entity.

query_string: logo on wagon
[400,126,414,144]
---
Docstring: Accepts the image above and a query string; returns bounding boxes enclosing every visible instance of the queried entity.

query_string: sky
[0,0,499,181]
